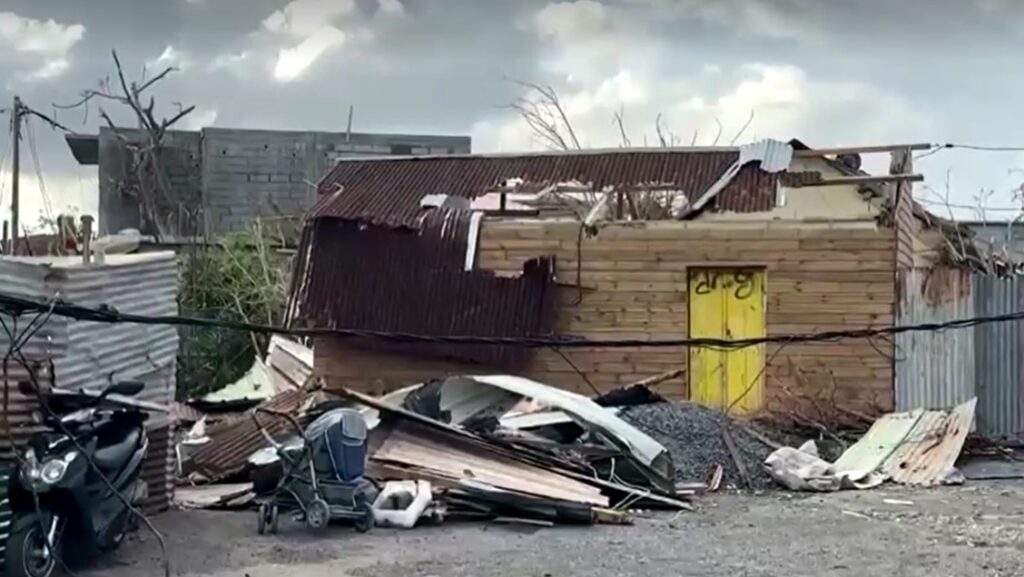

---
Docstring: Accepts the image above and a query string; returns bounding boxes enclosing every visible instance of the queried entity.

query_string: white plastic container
[372,480,433,529]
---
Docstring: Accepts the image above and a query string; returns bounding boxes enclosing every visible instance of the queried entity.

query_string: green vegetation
[176,224,289,399]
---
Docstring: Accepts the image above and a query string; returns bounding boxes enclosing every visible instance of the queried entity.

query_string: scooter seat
[94,429,141,473]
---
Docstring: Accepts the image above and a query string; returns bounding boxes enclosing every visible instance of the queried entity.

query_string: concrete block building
[65,127,471,238]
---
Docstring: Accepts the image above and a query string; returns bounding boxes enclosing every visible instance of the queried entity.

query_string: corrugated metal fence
[973,275,1024,441]
[0,253,179,512]
[896,268,976,411]
[897,269,1024,442]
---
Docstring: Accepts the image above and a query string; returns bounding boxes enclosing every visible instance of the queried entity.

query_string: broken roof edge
[323,145,747,164]
[321,140,931,165]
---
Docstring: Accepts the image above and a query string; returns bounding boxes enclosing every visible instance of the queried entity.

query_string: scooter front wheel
[5,514,59,577]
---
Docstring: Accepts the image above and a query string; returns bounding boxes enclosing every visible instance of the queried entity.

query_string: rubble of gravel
[620,401,793,490]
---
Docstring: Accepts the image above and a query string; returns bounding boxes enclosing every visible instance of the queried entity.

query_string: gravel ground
[619,401,795,488]
[83,481,1024,577]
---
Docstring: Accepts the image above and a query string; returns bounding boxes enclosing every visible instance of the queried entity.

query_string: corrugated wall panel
[0,252,178,507]
[896,268,976,410]
[974,275,1024,441]
[295,215,557,367]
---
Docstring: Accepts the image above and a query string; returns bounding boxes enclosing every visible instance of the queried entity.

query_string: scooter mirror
[108,381,145,397]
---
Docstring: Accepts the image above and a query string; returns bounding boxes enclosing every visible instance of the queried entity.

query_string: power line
[0,119,10,212]
[24,117,54,223]
[916,143,1024,161]
[0,290,1023,351]
[916,198,1024,213]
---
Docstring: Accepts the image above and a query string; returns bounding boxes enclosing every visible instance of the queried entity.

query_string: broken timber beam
[788,174,924,188]
[792,143,932,157]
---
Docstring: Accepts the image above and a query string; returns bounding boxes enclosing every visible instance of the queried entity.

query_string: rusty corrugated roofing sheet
[187,388,325,482]
[881,398,976,486]
[312,150,819,229]
[832,398,977,487]
[293,211,557,366]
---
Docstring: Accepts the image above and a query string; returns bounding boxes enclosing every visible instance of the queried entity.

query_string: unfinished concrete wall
[317,219,897,417]
[200,129,471,235]
[97,127,202,236]
[97,127,471,237]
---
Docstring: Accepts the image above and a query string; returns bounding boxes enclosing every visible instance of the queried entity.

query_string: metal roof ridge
[329,146,743,163]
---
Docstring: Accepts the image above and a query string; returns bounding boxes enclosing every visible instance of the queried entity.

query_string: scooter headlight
[40,458,69,484]
[23,451,77,488]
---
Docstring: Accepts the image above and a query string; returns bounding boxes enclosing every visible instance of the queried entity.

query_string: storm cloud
[1,0,1022,227]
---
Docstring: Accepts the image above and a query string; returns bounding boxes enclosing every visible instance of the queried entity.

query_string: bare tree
[506,79,581,151]
[509,79,754,151]
[507,80,757,222]
[55,50,195,241]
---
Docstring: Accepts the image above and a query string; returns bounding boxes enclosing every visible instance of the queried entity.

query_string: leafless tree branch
[729,109,755,145]
[613,105,631,148]
[507,79,582,151]
[711,117,724,146]
[55,49,194,241]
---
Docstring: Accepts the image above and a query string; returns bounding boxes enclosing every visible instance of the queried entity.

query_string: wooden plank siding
[316,219,898,417]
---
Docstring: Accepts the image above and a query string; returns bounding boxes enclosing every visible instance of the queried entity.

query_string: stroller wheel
[306,499,330,531]
[354,501,374,533]
[268,504,279,535]
[257,503,269,535]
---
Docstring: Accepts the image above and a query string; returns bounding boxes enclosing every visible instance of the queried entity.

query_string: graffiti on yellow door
[688,269,766,414]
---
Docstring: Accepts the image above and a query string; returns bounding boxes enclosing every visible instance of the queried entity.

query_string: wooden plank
[375,429,608,505]
[791,143,932,156]
[789,174,923,188]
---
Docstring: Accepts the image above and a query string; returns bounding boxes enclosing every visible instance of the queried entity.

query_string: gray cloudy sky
[1,0,1023,229]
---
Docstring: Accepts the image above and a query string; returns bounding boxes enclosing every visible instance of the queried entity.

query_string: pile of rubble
[174,358,708,528]
[178,346,981,531]
[341,374,694,525]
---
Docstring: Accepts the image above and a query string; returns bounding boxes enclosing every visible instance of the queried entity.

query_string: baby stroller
[250,406,378,535]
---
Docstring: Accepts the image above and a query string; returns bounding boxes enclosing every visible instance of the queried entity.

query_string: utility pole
[10,96,22,249]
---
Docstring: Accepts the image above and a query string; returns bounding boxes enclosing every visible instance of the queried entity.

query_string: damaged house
[288,140,977,423]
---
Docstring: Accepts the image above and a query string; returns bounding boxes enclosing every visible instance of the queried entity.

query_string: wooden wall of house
[316,218,898,417]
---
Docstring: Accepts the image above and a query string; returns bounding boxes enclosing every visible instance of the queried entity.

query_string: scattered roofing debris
[377,375,675,493]
[183,386,328,483]
[172,367,986,532]
[189,336,311,413]
[339,375,693,525]
[173,337,314,476]
[174,483,255,510]
[763,398,977,491]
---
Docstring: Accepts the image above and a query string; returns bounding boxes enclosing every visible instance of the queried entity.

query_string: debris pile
[347,374,692,526]
[174,367,695,528]
[763,398,977,491]
[620,402,782,489]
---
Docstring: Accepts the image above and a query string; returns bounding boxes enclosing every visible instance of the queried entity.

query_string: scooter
[5,379,151,577]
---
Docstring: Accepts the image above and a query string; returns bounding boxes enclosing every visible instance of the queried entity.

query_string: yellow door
[688,269,765,414]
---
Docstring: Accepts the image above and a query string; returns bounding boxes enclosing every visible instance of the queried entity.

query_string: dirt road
[86,482,1024,577]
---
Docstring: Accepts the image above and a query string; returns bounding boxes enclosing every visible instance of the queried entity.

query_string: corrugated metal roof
[293,213,557,366]
[312,150,820,229]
